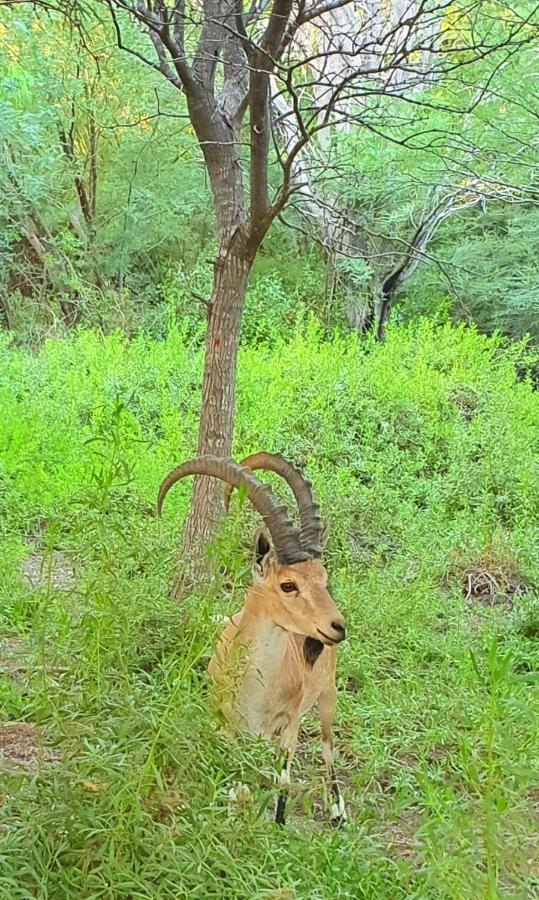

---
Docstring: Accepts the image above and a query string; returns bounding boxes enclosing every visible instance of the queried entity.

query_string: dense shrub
[1,319,537,564]
[1,320,538,897]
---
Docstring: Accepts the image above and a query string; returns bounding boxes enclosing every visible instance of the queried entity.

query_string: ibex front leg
[318,689,346,825]
[275,728,298,826]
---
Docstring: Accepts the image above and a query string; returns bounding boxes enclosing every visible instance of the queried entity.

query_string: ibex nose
[331,620,347,642]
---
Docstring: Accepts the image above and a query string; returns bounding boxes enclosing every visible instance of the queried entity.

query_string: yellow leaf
[80,779,105,792]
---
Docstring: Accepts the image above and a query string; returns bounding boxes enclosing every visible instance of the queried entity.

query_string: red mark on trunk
[214,337,221,348]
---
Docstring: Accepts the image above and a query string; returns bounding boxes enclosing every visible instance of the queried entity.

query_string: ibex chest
[237,629,303,735]
[209,614,334,738]
[212,621,312,735]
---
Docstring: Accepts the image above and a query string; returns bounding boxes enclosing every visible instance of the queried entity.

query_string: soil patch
[462,566,531,608]
[0,635,32,679]
[0,722,60,774]
[21,547,77,591]
[444,544,533,609]
[386,808,422,861]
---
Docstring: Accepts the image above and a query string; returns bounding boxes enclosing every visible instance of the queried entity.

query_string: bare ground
[0,722,60,774]
[21,547,77,591]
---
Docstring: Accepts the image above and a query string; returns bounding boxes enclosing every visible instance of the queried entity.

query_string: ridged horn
[156,455,309,564]
[224,452,324,558]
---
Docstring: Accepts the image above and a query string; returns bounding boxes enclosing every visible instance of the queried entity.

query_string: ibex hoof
[278,769,290,787]
[228,782,251,805]
[330,794,347,826]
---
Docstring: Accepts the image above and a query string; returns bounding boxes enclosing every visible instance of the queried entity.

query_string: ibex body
[157,453,346,825]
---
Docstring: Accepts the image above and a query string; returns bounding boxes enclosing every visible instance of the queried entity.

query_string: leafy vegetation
[1,322,538,897]
[1,6,538,345]
[1,0,538,894]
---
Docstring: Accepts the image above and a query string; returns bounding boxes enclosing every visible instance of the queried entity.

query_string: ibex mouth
[317,629,338,646]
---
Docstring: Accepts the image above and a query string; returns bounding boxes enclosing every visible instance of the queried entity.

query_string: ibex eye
[280,581,297,593]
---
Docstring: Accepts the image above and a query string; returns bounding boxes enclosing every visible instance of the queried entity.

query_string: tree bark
[171,233,254,592]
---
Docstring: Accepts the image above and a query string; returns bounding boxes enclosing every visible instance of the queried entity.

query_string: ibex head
[251,528,346,645]
[157,452,346,644]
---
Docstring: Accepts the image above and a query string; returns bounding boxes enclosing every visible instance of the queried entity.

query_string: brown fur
[208,542,346,825]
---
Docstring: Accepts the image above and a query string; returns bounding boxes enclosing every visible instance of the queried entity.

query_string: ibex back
[157,452,347,825]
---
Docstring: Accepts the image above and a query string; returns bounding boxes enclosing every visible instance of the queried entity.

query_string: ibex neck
[236,593,299,736]
[242,588,290,658]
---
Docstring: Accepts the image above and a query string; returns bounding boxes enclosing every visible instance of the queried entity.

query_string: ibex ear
[252,527,276,582]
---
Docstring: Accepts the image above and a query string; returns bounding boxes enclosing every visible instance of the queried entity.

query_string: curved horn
[224,452,324,558]
[157,455,309,564]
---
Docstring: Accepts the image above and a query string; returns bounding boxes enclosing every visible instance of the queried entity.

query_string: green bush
[1,320,538,897]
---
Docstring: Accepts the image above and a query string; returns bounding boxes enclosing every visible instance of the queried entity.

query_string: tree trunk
[171,238,254,593]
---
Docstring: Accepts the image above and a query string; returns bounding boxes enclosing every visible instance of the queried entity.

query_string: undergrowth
[1,319,538,898]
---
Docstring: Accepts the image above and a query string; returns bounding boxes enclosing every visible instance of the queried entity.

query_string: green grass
[1,319,538,898]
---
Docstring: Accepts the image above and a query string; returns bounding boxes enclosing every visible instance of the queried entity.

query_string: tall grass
[0,320,538,898]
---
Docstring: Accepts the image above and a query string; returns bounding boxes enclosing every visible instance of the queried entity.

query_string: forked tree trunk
[171,237,254,593]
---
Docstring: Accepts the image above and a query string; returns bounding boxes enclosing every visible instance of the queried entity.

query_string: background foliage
[1,7,537,345]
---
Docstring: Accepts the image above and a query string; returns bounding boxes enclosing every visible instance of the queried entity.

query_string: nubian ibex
[157,453,347,826]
